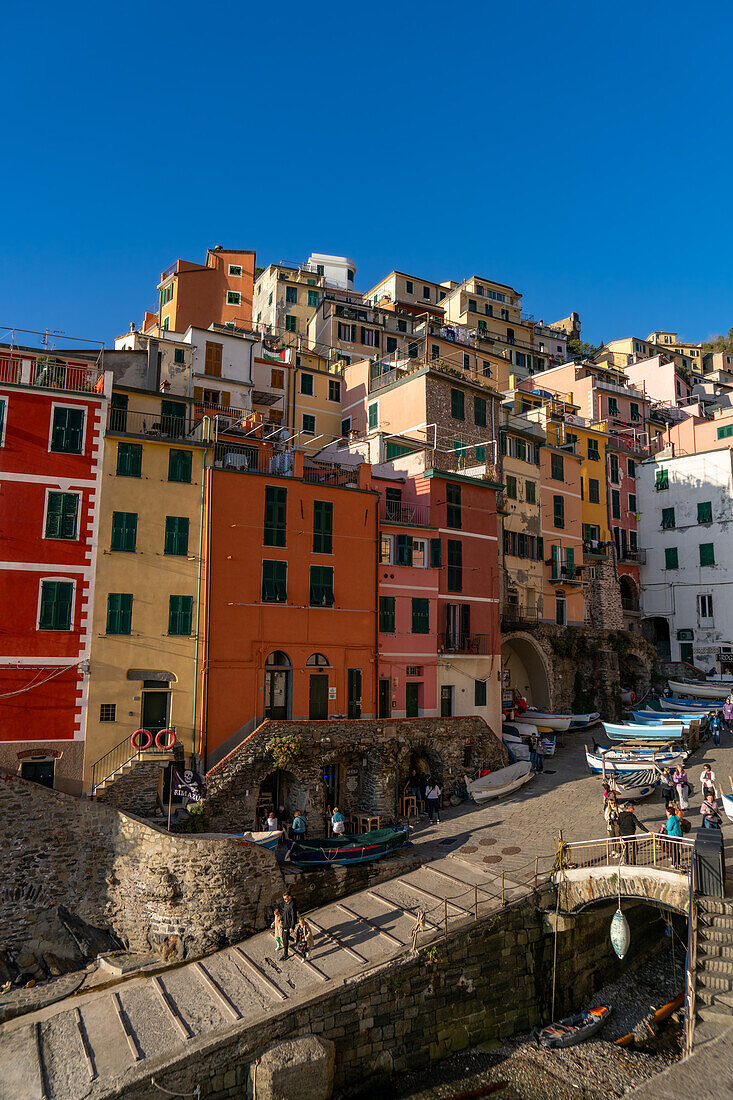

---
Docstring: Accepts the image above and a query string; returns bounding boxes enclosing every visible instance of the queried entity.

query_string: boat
[464,761,534,804]
[515,711,572,732]
[585,748,685,775]
[286,826,408,867]
[502,733,531,762]
[615,994,684,1047]
[668,679,730,701]
[232,830,283,850]
[502,720,538,739]
[536,1005,611,1049]
[592,742,686,762]
[722,793,733,824]
[568,712,601,728]
[631,709,706,727]
[603,722,684,742]
[608,778,659,801]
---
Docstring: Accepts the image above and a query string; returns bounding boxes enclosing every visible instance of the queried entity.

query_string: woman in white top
[425,779,442,824]
[700,765,717,799]
[266,812,279,832]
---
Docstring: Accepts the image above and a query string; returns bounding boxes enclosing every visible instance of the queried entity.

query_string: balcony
[440,633,493,655]
[549,566,583,584]
[501,601,543,625]
[107,409,208,443]
[0,353,105,394]
[380,500,432,526]
[622,598,640,613]
[583,540,610,557]
[619,548,647,564]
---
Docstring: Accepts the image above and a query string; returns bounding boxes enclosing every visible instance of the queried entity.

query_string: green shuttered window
[261,560,287,602]
[379,596,395,633]
[168,449,193,483]
[264,486,287,547]
[39,581,73,630]
[106,593,132,634]
[51,407,85,453]
[313,501,333,554]
[168,595,193,635]
[45,492,79,539]
[309,566,334,607]
[116,442,142,477]
[110,511,137,552]
[411,597,429,634]
[164,516,189,556]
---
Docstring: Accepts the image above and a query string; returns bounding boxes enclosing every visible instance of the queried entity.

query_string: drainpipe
[193,417,211,770]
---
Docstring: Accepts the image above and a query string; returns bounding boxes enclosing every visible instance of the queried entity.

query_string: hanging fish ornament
[610,907,630,959]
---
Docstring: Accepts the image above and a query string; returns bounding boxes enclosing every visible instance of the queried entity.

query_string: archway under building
[257,768,308,829]
[619,574,639,613]
[642,617,671,661]
[501,633,552,708]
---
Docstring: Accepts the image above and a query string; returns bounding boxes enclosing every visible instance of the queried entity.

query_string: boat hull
[603,722,683,742]
[465,761,534,804]
[537,1006,611,1049]
[722,793,733,824]
[515,712,572,731]
[232,830,282,850]
[658,697,717,713]
[586,751,682,775]
[668,679,730,700]
[631,710,704,727]
[568,712,601,728]
[287,827,408,867]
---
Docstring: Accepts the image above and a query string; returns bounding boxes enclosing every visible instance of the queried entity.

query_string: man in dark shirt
[617,802,645,864]
[280,891,299,960]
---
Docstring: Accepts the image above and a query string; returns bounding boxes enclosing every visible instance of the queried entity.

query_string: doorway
[440,685,453,717]
[347,669,362,718]
[142,690,170,733]
[309,674,329,719]
[20,760,54,788]
[378,679,390,718]
[264,652,292,720]
[406,682,420,717]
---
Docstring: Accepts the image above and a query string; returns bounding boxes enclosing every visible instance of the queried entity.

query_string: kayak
[668,679,730,700]
[615,994,684,1047]
[464,761,533,804]
[536,1005,611,1049]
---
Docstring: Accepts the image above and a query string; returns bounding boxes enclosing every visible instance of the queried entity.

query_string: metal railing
[550,567,583,584]
[380,500,432,526]
[303,463,359,487]
[619,548,647,564]
[560,832,694,876]
[107,409,207,442]
[91,730,177,793]
[440,633,493,655]
[0,355,22,384]
[501,602,543,624]
[0,354,105,394]
[583,540,610,557]
[683,858,697,1058]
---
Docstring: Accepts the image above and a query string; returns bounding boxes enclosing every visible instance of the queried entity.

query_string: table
[352,813,382,833]
[400,795,418,819]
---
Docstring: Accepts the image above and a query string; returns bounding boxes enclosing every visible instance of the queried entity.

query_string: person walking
[280,891,298,959]
[660,767,675,809]
[294,915,315,960]
[331,807,346,835]
[604,792,620,838]
[530,733,544,773]
[700,791,723,830]
[617,801,646,863]
[700,764,717,801]
[425,777,442,824]
[270,904,283,952]
[407,768,421,802]
[711,712,722,747]
[724,696,733,732]
[673,765,689,811]
[663,806,683,868]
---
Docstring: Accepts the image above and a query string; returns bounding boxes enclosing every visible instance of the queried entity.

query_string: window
[482,360,492,377]
[454,441,467,467]
[313,500,333,553]
[328,379,340,402]
[285,286,298,304]
[302,414,316,434]
[405,280,414,294]
[609,454,619,483]
[368,403,378,429]
[662,507,675,529]
[380,533,393,564]
[0,397,6,444]
[550,453,564,481]
[110,511,137,552]
[164,516,189,556]
[665,546,679,570]
[174,348,186,364]
[526,480,536,504]
[680,642,694,663]
[285,316,297,332]
[555,594,566,627]
[386,336,397,353]
[205,342,222,377]
[411,597,429,633]
[422,285,431,300]
[506,475,517,499]
[45,492,79,539]
[168,595,193,635]
[309,565,334,606]
[430,538,442,568]
[588,438,600,461]
[317,264,324,276]
[553,495,564,528]
[341,417,351,436]
[446,483,461,529]
[264,486,287,546]
[476,446,485,462]
[630,402,640,421]
[627,459,636,479]
[379,596,396,633]
[116,442,142,478]
[262,560,287,602]
[474,679,487,707]
[611,489,620,519]
[395,534,413,566]
[226,291,241,306]
[338,322,356,342]
[474,395,487,427]
[468,299,477,313]
[717,424,733,439]
[447,539,462,592]
[629,531,638,551]
[361,327,379,347]
[700,543,715,566]
[300,372,313,395]
[168,449,192,483]
[100,704,116,722]
[412,539,427,567]
[608,397,619,417]
[655,469,669,490]
[463,354,471,370]
[50,407,84,453]
[270,368,284,389]
[697,501,713,524]
[228,264,242,277]
[398,319,407,333]
[451,389,465,420]
[408,342,418,358]
[699,594,714,620]
[38,580,73,630]
[588,479,600,504]
[106,593,132,634]
[629,493,637,513]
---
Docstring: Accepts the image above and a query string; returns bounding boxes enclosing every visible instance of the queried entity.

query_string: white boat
[603,722,684,742]
[633,709,705,727]
[722,793,733,823]
[234,829,283,850]
[464,761,534,804]
[608,778,659,801]
[568,712,601,728]
[586,749,681,776]
[503,736,531,762]
[502,721,538,739]
[668,679,730,701]
[587,745,686,768]
[515,711,572,732]
[657,697,716,714]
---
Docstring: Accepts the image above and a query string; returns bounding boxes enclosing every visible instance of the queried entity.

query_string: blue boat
[286,826,408,867]
[658,696,719,712]
[631,710,703,727]
[603,721,684,742]
[231,830,282,851]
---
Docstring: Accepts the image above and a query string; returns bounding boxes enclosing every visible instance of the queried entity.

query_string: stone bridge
[553,865,691,915]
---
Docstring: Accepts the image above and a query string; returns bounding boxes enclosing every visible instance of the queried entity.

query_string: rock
[252,1036,335,1100]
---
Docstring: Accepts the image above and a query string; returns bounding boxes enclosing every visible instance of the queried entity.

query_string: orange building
[202,444,378,766]
[143,247,256,333]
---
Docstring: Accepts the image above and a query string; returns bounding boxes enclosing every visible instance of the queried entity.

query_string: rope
[411,909,427,954]
[150,1079,200,1098]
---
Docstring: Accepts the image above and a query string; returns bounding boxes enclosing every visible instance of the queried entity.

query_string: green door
[405,683,420,717]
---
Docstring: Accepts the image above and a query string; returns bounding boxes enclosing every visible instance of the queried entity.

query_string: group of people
[405,769,443,823]
[270,890,314,961]
[265,805,308,840]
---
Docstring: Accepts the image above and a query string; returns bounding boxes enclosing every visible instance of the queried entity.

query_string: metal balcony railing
[441,633,493,655]
[501,602,543,624]
[583,540,610,557]
[380,500,432,526]
[550,566,583,584]
[107,409,206,442]
[619,548,647,564]
[0,355,22,385]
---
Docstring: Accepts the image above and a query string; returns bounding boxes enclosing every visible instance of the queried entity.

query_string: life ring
[131,728,153,751]
[155,728,177,750]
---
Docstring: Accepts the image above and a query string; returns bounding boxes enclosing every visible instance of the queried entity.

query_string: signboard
[328,686,337,700]
[171,766,206,802]
[345,766,360,795]
[16,748,64,761]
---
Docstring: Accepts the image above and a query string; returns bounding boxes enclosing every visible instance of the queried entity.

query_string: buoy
[610,908,630,959]
[155,728,177,750]
[131,728,153,751]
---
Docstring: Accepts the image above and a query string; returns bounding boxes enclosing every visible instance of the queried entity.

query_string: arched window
[306,653,330,667]
[264,652,291,719]
[265,651,291,668]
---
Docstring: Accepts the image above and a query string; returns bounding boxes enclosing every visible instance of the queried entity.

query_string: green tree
[703,326,733,353]
[568,337,603,360]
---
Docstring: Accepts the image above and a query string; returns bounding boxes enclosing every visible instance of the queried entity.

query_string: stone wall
[584,555,624,631]
[0,740,85,796]
[1,772,284,961]
[95,760,167,816]
[99,895,665,1100]
[203,717,508,836]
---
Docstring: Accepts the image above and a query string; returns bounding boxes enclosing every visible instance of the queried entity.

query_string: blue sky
[3,1,733,349]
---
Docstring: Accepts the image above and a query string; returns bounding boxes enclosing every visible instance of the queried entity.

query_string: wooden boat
[603,722,683,742]
[668,679,730,700]
[232,829,283,850]
[658,696,717,713]
[568,712,601,728]
[586,748,683,775]
[632,709,705,727]
[502,731,531,762]
[464,761,533,804]
[286,826,408,867]
[592,743,686,764]
[515,711,572,732]
[608,778,659,800]
[536,1005,611,1049]
[615,994,684,1047]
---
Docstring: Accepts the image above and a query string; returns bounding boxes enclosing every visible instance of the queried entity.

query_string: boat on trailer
[286,826,408,867]
[536,1005,611,1049]
[668,679,730,700]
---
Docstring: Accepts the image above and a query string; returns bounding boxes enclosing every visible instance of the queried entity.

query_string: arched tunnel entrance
[501,633,552,708]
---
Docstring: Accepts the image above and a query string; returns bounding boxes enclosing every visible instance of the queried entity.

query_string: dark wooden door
[347,669,362,718]
[142,691,169,733]
[378,679,390,718]
[406,683,420,717]
[309,674,329,719]
[440,685,453,717]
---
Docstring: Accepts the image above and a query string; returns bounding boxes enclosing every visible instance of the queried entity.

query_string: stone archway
[501,632,552,708]
[257,768,308,828]
[642,617,671,661]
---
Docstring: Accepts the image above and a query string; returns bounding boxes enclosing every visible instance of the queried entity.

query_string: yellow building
[601,335,700,378]
[253,262,328,345]
[499,401,545,624]
[84,390,210,794]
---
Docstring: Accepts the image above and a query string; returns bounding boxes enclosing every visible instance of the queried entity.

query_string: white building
[638,446,733,671]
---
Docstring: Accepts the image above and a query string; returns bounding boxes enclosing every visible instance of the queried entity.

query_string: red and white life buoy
[131,728,153,751]
[155,728,177,750]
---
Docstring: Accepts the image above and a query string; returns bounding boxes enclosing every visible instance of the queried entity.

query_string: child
[271,904,283,952]
[294,915,314,960]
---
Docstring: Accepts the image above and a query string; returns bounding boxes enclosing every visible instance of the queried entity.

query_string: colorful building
[253,255,356,345]
[498,399,545,624]
[143,247,257,333]
[0,339,110,794]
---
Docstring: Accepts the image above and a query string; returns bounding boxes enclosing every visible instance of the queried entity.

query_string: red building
[0,341,110,793]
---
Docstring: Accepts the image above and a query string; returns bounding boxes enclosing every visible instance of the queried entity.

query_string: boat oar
[614,994,684,1047]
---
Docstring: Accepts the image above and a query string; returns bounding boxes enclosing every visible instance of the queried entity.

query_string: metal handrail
[560,832,694,876]
[91,736,143,794]
[683,857,697,1057]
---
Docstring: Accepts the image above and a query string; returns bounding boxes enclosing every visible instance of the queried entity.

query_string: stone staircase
[693,897,733,1042]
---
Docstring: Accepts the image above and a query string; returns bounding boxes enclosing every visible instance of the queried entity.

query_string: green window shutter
[526,480,536,504]
[608,397,619,416]
[368,403,378,429]
[718,424,733,439]
[430,538,442,568]
[46,492,77,539]
[473,396,487,427]
[662,507,675,529]
[313,500,333,554]
[611,489,620,519]
[117,442,142,477]
[551,453,564,481]
[500,432,507,456]
[476,446,486,462]
[386,336,397,353]
[168,449,193,483]
[379,596,395,633]
[111,511,137,552]
[506,475,517,499]
[51,407,85,453]
[515,439,526,461]
[665,546,679,570]
[411,597,429,634]
[700,543,715,566]
[447,539,462,592]
[697,501,712,524]
[308,290,319,307]
[566,548,575,574]
[0,399,5,438]
[655,469,669,490]
[551,545,559,580]
[164,516,189,555]
[474,679,487,707]
[168,595,193,635]
[396,534,413,566]
[262,560,287,602]
[45,491,63,538]
[264,486,287,547]
[609,454,619,483]
[553,495,564,528]
[309,565,334,606]
[39,580,73,630]
[106,593,132,634]
[627,459,636,478]
[451,390,465,420]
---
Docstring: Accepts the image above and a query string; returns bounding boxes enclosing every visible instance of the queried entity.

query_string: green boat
[286,826,408,866]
